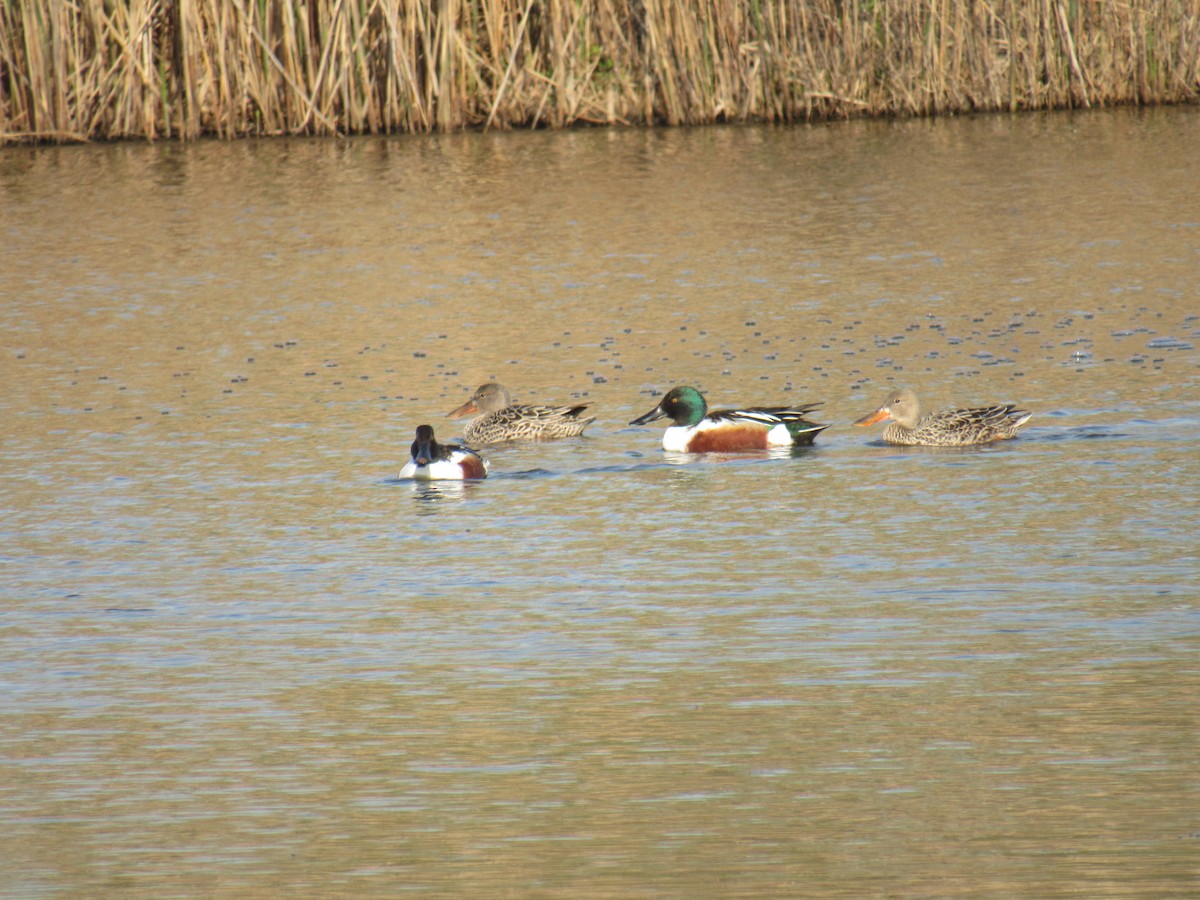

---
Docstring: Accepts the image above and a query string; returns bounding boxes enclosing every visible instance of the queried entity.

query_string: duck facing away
[853,388,1031,446]
[447,383,594,444]
[400,424,489,480]
[630,385,828,452]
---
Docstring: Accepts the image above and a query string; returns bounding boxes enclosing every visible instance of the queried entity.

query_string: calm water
[2,109,1199,897]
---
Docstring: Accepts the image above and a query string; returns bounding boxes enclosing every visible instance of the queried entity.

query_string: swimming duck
[853,388,1031,446]
[629,385,827,452]
[447,383,594,444]
[399,425,488,480]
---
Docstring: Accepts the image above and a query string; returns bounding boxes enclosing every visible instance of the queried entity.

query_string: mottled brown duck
[853,388,1031,446]
[447,383,594,444]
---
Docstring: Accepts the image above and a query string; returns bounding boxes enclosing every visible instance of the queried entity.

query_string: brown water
[2,109,1199,897]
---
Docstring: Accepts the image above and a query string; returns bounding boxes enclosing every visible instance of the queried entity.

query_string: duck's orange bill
[853,408,891,426]
[446,400,478,418]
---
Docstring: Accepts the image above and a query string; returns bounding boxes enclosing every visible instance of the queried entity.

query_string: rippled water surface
[3,109,1199,897]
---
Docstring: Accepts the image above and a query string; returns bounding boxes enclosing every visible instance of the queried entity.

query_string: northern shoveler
[399,424,489,480]
[853,388,1032,446]
[446,383,595,444]
[629,385,827,452]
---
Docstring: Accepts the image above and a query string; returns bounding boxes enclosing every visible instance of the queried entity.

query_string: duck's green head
[629,385,708,427]
[410,424,441,465]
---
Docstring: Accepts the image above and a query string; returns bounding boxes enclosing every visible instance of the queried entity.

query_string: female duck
[447,383,594,444]
[400,425,488,480]
[853,388,1031,446]
[630,385,827,452]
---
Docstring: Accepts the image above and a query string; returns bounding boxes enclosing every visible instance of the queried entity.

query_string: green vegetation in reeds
[1,0,1198,142]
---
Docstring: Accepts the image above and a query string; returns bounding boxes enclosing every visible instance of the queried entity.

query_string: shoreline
[3,0,1198,145]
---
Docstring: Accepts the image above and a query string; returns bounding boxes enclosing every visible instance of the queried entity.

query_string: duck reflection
[406,479,481,510]
[660,445,814,466]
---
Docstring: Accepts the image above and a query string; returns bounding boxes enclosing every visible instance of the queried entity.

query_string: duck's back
[464,404,593,443]
[887,405,1031,446]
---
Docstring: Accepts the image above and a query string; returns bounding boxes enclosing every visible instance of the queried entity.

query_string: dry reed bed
[1,0,1198,142]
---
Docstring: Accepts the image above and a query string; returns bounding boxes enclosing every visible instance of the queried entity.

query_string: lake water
[2,109,1199,897]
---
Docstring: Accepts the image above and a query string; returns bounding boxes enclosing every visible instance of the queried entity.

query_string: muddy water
[2,109,1198,897]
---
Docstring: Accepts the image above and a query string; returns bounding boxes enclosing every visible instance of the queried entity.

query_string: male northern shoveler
[629,385,827,452]
[399,424,489,480]
[446,383,595,444]
[853,388,1031,446]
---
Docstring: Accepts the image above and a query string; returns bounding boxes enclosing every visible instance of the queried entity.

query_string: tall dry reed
[1,0,1198,142]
